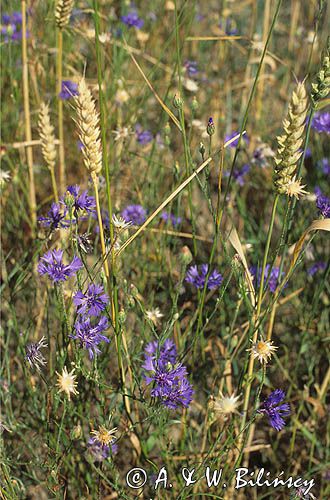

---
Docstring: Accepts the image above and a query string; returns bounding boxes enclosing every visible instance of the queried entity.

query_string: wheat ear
[311,36,330,105]
[273,82,308,197]
[55,0,74,29]
[38,103,59,202]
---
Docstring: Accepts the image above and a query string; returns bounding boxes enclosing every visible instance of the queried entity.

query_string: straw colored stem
[21,0,36,229]
[57,29,66,194]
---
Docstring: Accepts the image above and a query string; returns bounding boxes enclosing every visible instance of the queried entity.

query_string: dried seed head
[273,82,308,195]
[38,103,57,171]
[311,36,330,105]
[55,0,74,29]
[74,79,103,175]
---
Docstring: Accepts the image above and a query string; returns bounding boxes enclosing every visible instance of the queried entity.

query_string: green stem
[237,193,279,458]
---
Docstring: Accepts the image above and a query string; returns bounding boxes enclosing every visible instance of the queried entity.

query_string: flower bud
[207,117,215,136]
[180,245,192,265]
[173,93,183,109]
[191,96,198,112]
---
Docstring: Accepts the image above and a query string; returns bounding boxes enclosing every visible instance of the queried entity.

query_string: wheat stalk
[38,103,58,202]
[73,78,108,279]
[55,0,74,29]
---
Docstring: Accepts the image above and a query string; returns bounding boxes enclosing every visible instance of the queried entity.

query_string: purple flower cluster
[185,264,223,290]
[311,112,330,134]
[219,17,238,36]
[250,264,284,293]
[184,60,198,78]
[319,158,330,176]
[38,203,71,231]
[73,284,108,316]
[225,131,249,148]
[62,185,96,217]
[1,11,26,43]
[87,437,118,462]
[71,283,110,359]
[160,211,182,227]
[58,80,79,100]
[258,389,290,431]
[121,204,147,225]
[315,187,330,218]
[135,124,153,145]
[224,163,250,186]
[120,10,144,29]
[307,261,326,276]
[142,339,193,409]
[71,316,109,359]
[38,249,82,283]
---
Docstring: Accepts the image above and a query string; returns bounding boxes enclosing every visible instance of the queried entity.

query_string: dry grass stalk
[55,0,74,30]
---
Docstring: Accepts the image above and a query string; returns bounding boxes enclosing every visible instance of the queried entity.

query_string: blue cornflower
[160,377,194,409]
[73,284,108,316]
[135,124,153,145]
[144,338,177,366]
[224,131,249,148]
[1,11,25,42]
[87,438,118,461]
[258,389,290,431]
[224,163,250,186]
[319,158,330,176]
[120,10,144,29]
[38,202,71,230]
[71,316,110,359]
[160,211,182,227]
[58,80,79,100]
[38,249,82,282]
[25,336,48,372]
[185,264,223,290]
[121,204,147,225]
[308,261,326,276]
[250,264,284,293]
[315,187,330,217]
[311,112,330,134]
[142,339,194,409]
[62,185,96,217]
[184,60,198,78]
[219,17,238,36]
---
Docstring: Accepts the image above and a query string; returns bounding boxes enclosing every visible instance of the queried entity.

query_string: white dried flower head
[248,339,278,364]
[212,392,241,415]
[74,78,103,175]
[112,126,132,141]
[145,307,164,326]
[90,425,117,446]
[56,366,79,400]
[55,0,74,29]
[114,88,130,105]
[98,32,111,44]
[112,214,132,231]
[183,78,199,92]
[281,176,309,199]
[0,169,11,188]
